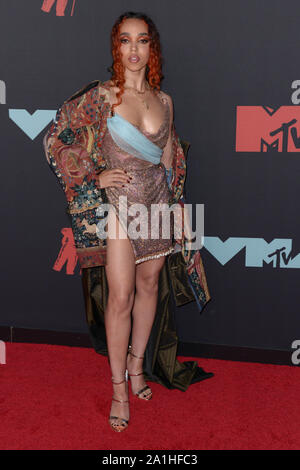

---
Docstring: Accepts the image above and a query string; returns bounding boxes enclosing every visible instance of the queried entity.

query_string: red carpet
[0,342,299,450]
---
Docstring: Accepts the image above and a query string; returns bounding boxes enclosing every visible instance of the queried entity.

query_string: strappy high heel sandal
[126,348,152,401]
[109,370,129,432]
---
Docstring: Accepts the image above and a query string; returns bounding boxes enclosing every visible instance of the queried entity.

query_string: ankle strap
[111,378,125,385]
[112,397,129,403]
[111,377,125,384]
[129,349,144,360]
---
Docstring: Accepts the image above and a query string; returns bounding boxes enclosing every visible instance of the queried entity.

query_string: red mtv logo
[41,0,76,16]
[236,106,300,152]
[52,227,81,275]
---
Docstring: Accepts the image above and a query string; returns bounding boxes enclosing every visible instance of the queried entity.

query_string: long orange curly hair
[109,11,164,115]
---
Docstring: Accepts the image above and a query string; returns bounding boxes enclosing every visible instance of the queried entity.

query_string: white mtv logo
[0,341,6,364]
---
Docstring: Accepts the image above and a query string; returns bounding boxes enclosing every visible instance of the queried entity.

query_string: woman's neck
[123,71,148,92]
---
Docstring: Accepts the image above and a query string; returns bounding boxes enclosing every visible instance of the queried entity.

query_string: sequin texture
[102,91,175,264]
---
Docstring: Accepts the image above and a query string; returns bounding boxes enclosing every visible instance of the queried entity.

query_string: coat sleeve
[170,124,187,205]
[159,93,187,206]
[43,81,107,214]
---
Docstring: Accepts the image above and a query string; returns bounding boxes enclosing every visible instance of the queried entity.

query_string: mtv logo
[9,109,56,140]
[236,106,300,152]
[204,237,300,268]
[41,0,76,16]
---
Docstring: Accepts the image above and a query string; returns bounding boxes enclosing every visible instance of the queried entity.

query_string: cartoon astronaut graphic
[41,0,76,16]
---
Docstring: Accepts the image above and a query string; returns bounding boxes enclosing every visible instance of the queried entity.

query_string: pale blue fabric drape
[107,112,163,165]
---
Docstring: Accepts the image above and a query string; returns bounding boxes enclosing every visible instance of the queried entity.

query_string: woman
[103,12,185,433]
[43,11,212,433]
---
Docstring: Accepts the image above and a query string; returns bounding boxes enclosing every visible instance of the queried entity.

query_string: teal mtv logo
[9,109,56,140]
[204,237,300,268]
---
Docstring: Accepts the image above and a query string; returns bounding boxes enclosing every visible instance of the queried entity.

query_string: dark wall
[0,0,299,352]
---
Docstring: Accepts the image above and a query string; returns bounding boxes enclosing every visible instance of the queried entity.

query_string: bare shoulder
[159,90,174,127]
[159,89,173,108]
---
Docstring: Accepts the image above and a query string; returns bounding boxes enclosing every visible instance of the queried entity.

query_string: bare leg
[104,206,135,430]
[127,255,166,397]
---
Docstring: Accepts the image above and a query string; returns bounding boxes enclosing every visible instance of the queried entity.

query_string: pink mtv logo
[0,341,6,365]
[41,0,76,16]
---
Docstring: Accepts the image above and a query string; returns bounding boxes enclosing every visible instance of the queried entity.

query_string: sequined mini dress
[102,91,175,264]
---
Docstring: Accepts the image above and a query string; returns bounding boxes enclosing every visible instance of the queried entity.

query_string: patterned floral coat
[43,79,211,312]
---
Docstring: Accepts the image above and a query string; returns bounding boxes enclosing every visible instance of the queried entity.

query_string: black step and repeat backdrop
[1,0,299,354]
